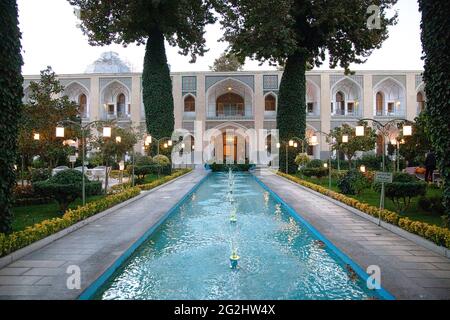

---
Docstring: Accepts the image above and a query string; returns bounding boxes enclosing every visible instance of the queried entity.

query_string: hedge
[137,169,192,191]
[278,172,450,249]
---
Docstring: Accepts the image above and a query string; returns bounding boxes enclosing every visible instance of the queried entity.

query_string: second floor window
[376,92,384,116]
[417,92,425,112]
[78,94,87,117]
[265,94,276,111]
[184,95,195,112]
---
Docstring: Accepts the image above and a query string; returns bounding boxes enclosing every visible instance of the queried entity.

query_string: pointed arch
[373,77,406,117]
[100,79,131,119]
[64,81,90,118]
[330,77,362,116]
[206,77,254,119]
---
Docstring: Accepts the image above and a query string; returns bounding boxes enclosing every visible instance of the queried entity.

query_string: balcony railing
[206,112,254,120]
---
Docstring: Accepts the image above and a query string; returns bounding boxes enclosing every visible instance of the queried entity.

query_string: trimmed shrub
[299,167,328,179]
[306,159,323,168]
[34,169,102,213]
[209,163,253,172]
[30,168,51,183]
[295,153,310,167]
[12,185,52,206]
[418,195,445,216]
[337,170,369,195]
[373,173,427,212]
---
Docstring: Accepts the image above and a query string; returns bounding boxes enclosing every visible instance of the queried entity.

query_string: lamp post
[282,136,309,174]
[145,135,172,156]
[55,120,113,206]
[355,118,413,219]
[310,131,333,190]
[355,118,413,172]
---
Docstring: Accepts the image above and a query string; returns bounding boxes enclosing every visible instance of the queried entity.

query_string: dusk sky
[18,0,424,75]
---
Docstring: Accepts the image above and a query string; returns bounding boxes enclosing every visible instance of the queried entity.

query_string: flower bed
[278,172,450,249]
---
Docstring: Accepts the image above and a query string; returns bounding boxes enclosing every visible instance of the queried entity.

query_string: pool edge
[252,173,396,301]
[78,172,211,300]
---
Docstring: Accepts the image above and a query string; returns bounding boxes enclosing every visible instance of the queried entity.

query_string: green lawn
[293,174,446,228]
[12,195,105,232]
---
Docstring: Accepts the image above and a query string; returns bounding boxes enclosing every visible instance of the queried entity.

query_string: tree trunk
[277,52,307,174]
[0,0,23,234]
[142,28,175,154]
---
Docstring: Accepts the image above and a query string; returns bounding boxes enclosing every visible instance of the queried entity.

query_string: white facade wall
[23,70,425,161]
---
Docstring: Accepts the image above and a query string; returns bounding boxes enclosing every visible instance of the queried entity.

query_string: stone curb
[0,170,194,269]
[268,172,450,259]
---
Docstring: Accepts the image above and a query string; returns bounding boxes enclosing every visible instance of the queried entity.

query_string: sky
[18,0,424,75]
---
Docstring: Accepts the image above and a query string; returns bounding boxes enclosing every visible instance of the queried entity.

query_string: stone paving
[255,170,450,300]
[0,170,207,300]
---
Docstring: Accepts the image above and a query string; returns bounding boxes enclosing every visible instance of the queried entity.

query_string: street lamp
[312,131,333,190]
[360,165,366,173]
[56,127,65,138]
[146,135,173,156]
[355,125,365,137]
[342,135,349,143]
[55,120,114,206]
[115,136,122,143]
[103,126,112,138]
[33,133,40,140]
[403,125,412,136]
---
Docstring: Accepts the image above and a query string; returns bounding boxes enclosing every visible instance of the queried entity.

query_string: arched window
[376,92,384,116]
[184,95,195,112]
[216,92,245,117]
[265,94,276,111]
[417,92,425,112]
[336,92,345,115]
[117,93,126,117]
[78,94,87,117]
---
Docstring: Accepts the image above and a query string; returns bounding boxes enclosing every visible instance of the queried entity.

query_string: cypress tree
[142,28,174,141]
[0,0,23,233]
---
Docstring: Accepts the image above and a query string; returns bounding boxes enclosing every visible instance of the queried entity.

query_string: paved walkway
[255,170,450,300]
[0,170,207,300]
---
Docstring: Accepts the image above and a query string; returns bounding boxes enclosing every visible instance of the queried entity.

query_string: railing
[206,113,254,120]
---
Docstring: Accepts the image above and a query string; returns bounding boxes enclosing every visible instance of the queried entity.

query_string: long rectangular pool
[89,173,391,300]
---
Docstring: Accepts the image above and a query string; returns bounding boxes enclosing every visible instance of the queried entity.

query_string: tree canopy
[217,0,397,172]
[19,67,80,169]
[69,0,216,140]
[217,0,398,70]
[210,52,244,71]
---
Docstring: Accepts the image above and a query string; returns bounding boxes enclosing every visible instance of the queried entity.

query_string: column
[319,73,331,160]
[405,73,417,121]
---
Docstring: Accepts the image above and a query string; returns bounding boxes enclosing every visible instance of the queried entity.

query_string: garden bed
[279,172,450,249]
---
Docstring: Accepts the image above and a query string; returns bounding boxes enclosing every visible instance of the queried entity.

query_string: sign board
[375,172,393,183]
[69,155,77,163]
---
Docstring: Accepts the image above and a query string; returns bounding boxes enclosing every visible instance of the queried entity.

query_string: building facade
[23,53,426,163]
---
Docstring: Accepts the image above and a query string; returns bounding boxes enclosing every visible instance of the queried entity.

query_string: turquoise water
[93,173,383,300]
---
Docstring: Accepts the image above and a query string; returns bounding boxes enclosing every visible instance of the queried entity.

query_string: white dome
[85,51,131,73]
